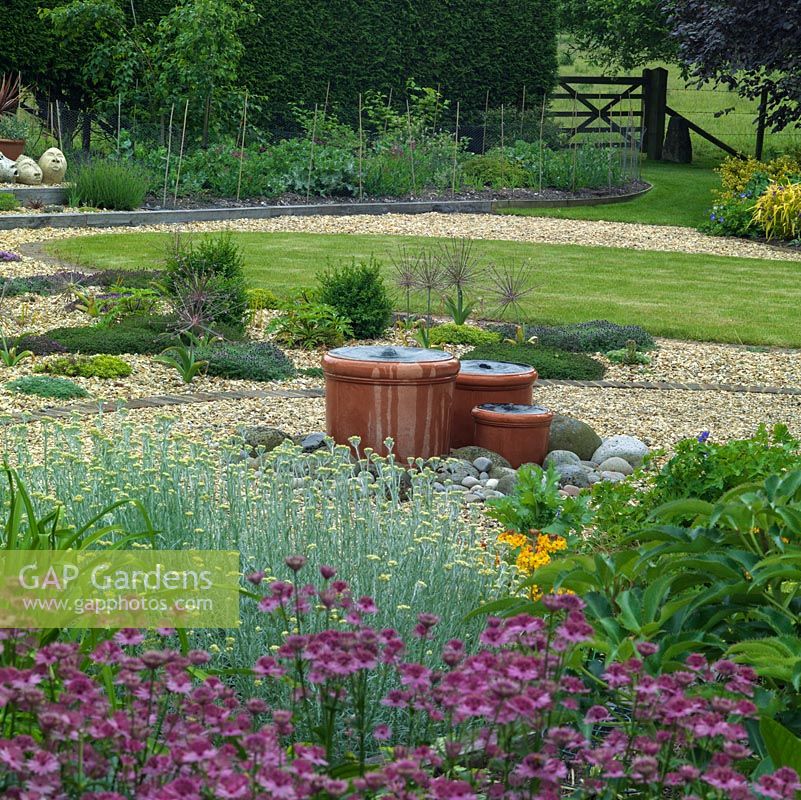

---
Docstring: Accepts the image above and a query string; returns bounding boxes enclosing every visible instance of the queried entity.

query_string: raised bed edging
[3,186,70,205]
[0,184,652,231]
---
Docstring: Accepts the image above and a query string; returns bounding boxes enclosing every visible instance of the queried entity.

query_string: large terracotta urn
[0,139,24,161]
[322,345,459,461]
[471,403,554,468]
[451,359,538,449]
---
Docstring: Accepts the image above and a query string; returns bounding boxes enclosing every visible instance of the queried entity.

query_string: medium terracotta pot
[0,139,24,160]
[471,403,554,468]
[322,345,459,461]
[451,359,537,449]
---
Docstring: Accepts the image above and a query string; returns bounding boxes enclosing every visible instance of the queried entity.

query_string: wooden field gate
[555,67,742,160]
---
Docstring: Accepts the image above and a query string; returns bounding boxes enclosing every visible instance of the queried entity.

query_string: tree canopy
[667,0,801,132]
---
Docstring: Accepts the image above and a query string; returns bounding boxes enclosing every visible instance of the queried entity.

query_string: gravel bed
[533,385,801,450]
[18,381,795,456]
[602,338,801,389]
[3,212,801,262]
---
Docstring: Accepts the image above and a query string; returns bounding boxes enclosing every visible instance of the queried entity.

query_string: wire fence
[25,77,801,168]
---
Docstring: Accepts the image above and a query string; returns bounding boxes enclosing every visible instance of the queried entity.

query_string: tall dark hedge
[240,0,558,123]
[1,0,557,126]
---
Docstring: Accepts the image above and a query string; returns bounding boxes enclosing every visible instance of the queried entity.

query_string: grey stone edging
[3,186,69,205]
[4,374,799,427]
[0,184,652,231]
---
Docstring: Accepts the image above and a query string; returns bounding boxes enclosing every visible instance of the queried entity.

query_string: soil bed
[141,181,650,211]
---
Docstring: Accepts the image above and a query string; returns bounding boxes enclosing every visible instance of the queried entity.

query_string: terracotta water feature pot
[322,345,459,461]
[471,403,554,468]
[451,360,538,449]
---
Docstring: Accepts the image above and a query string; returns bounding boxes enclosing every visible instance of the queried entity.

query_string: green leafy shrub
[461,154,528,189]
[486,464,593,537]
[196,340,295,381]
[35,354,133,379]
[317,257,393,339]
[700,194,757,237]
[606,340,651,365]
[753,180,801,240]
[590,425,800,547]
[269,303,352,350]
[428,323,501,346]
[6,375,89,400]
[0,192,20,211]
[74,161,150,210]
[463,342,605,380]
[246,288,281,310]
[23,315,174,355]
[163,234,249,335]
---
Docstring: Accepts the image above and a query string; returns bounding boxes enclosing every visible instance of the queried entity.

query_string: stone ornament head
[38,147,67,185]
[0,151,17,182]
[15,155,42,185]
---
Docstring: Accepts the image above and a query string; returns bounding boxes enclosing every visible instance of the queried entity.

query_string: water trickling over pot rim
[476,403,550,414]
[459,359,535,375]
[328,345,454,362]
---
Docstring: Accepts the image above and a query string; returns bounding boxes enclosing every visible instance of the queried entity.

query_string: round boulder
[598,456,634,476]
[601,470,627,483]
[437,460,480,485]
[496,470,519,496]
[450,446,512,472]
[548,415,603,461]
[555,464,592,489]
[243,425,290,455]
[544,450,581,469]
[592,435,650,468]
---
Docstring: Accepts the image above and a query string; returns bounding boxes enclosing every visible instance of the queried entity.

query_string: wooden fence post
[755,85,768,161]
[642,67,668,160]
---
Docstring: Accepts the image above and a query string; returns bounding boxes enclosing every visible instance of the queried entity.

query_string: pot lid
[477,403,550,414]
[459,359,534,375]
[328,345,453,363]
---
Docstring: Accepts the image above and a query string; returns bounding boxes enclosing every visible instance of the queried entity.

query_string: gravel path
[29,384,795,455]
[3,212,801,262]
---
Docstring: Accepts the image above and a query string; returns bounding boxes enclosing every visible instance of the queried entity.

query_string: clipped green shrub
[462,342,605,380]
[87,269,163,290]
[24,315,174,355]
[0,275,60,296]
[428,323,501,346]
[0,192,20,211]
[317,257,393,339]
[246,288,281,310]
[35,354,133,379]
[488,320,655,353]
[74,161,150,210]
[164,234,249,334]
[6,375,89,400]
[197,341,295,381]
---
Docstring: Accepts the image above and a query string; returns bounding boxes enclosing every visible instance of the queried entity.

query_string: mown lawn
[49,231,801,347]
[500,161,720,227]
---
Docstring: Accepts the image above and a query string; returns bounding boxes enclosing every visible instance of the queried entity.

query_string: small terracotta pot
[322,345,459,461]
[451,359,537,449]
[0,139,25,160]
[471,403,554,468]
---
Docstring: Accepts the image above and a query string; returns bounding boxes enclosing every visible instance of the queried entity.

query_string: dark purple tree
[666,0,801,131]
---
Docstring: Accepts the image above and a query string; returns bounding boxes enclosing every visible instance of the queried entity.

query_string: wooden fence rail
[556,67,745,160]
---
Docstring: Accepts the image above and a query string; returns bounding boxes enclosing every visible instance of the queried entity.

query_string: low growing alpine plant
[0,556,797,800]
